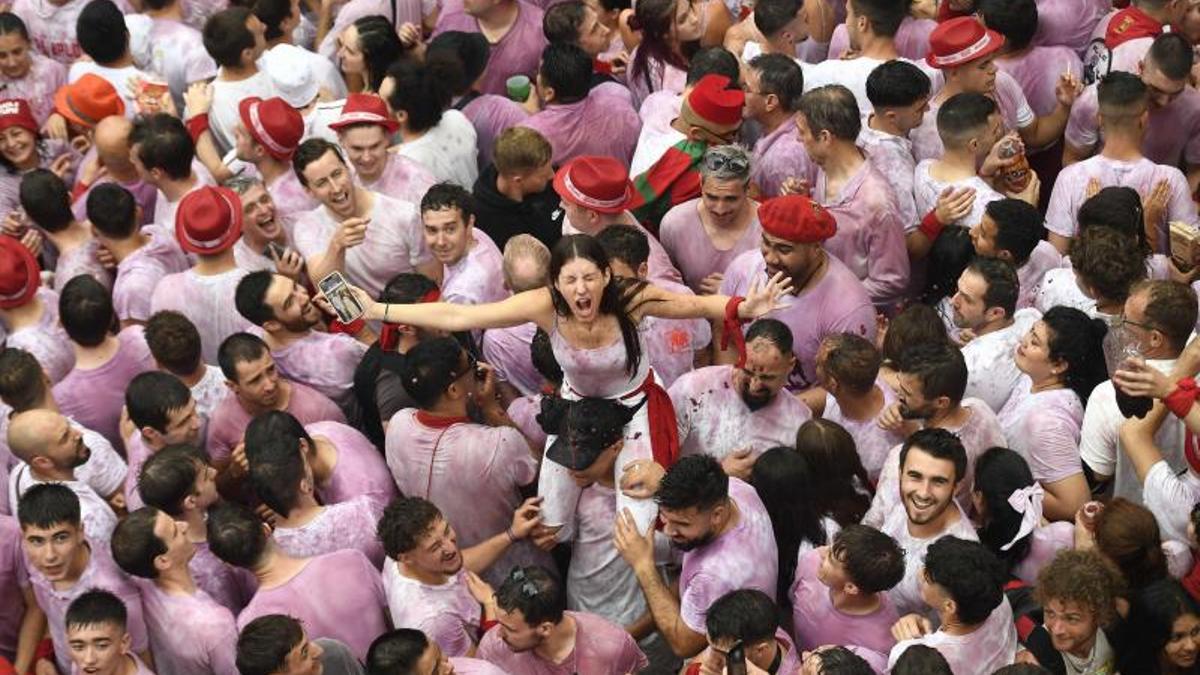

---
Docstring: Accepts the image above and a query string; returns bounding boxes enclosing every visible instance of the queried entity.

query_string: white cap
[124,14,154,70]
[262,44,320,109]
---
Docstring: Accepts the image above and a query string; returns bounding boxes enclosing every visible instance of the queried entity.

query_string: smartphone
[264,241,287,260]
[1170,221,1199,271]
[726,641,747,675]
[317,271,365,324]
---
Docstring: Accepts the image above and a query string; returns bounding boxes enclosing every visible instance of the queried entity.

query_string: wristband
[918,210,945,242]
[1165,377,1199,418]
[480,618,499,635]
[328,317,365,336]
[505,526,517,542]
[184,113,210,144]
[719,296,748,368]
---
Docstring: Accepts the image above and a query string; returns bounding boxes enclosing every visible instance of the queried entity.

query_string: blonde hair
[494,127,553,175]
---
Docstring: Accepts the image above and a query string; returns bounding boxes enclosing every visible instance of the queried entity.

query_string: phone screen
[317,272,365,324]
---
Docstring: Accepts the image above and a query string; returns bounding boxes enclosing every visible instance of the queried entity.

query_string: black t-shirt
[472,163,564,251]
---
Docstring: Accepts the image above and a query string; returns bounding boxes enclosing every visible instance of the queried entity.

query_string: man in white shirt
[202,7,273,154]
[952,256,1040,412]
[69,0,151,117]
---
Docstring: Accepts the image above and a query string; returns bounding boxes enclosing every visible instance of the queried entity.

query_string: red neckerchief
[414,410,469,428]
[1106,5,1164,48]
[379,289,441,351]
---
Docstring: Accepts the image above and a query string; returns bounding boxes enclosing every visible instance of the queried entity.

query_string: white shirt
[393,110,479,188]
[961,309,1040,413]
[208,71,275,155]
[9,467,118,542]
[67,62,149,119]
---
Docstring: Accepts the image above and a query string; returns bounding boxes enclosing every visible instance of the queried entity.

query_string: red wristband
[480,618,499,636]
[328,317,365,336]
[1165,377,1199,418]
[185,114,210,144]
[720,296,748,368]
[918,209,945,242]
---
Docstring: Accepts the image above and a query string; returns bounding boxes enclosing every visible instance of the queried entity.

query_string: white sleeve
[1144,460,1200,543]
[1078,383,1119,478]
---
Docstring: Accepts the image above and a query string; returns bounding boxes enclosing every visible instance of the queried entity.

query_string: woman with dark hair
[997,306,1107,520]
[380,54,480,188]
[341,232,791,538]
[335,15,413,93]
[0,13,66,125]
[793,418,872,527]
[972,447,1075,583]
[750,446,830,604]
[877,302,950,388]
[0,97,76,217]
[623,0,702,108]
[1119,579,1200,674]
[920,225,974,343]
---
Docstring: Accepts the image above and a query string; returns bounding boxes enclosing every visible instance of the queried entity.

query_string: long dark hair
[352,15,409,92]
[921,225,974,306]
[1120,579,1200,675]
[1041,305,1109,404]
[548,235,646,376]
[973,446,1035,573]
[628,0,691,85]
[751,446,828,605]
[793,419,872,525]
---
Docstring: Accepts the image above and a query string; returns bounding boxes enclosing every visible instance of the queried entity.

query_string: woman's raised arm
[346,286,557,333]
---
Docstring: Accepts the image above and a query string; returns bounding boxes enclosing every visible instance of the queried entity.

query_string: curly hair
[1070,226,1147,304]
[1034,549,1125,626]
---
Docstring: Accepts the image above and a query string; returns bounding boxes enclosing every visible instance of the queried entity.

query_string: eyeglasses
[448,351,479,382]
[1117,315,1158,333]
[703,151,749,174]
[507,567,541,599]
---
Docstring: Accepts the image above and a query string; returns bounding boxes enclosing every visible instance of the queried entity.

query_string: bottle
[997,138,1032,193]
[1115,346,1153,419]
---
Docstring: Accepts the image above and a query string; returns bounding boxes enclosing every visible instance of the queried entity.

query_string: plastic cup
[506,75,531,103]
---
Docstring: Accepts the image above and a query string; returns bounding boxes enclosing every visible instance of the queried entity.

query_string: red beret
[759,195,837,243]
[686,74,744,128]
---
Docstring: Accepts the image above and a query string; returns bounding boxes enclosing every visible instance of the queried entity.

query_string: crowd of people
[3,0,1200,671]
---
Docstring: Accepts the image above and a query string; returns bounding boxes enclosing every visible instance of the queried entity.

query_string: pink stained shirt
[432,0,546,97]
[859,124,918,232]
[53,326,155,451]
[911,71,1036,163]
[28,541,148,674]
[1045,155,1197,251]
[381,564,481,658]
[384,410,545,584]
[190,541,254,615]
[266,171,319,227]
[1017,241,1064,310]
[0,53,66,124]
[52,239,112,293]
[449,657,511,674]
[361,153,438,207]
[864,398,1008,528]
[317,0,435,60]
[460,94,530,170]
[822,382,906,482]
[751,115,819,199]
[263,330,368,411]
[113,231,190,324]
[790,547,898,655]
[8,470,117,543]
[995,48,1081,117]
[961,308,1041,414]
[477,611,648,675]
[880,503,981,617]
[679,479,779,631]
[827,16,937,60]
[304,420,398,512]
[519,82,642,167]
[1067,84,1200,168]
[658,198,762,294]
[670,364,812,461]
[566,484,647,628]
[205,381,346,465]
[71,168,159,228]
[913,160,1005,231]
[1011,521,1075,585]
[272,496,385,568]
[292,191,432,297]
[12,0,131,64]
[888,597,1018,674]
[236,549,389,661]
[4,287,75,384]
[720,250,877,390]
[0,415,126,508]
[150,268,255,366]
[443,230,509,306]
[507,394,548,451]
[562,217,684,286]
[998,376,1086,485]
[623,50,688,112]
[483,322,542,397]
[641,308,711,389]
[0,515,29,663]
[137,583,239,675]
[1035,0,1113,52]
[146,18,217,113]
[815,160,910,307]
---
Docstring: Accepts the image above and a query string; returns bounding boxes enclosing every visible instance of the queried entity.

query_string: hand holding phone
[317,271,366,324]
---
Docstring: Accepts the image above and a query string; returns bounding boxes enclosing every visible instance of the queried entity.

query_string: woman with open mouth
[340,231,791,539]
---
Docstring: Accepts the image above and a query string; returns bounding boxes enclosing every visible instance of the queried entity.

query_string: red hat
[926,17,1005,69]
[553,156,644,214]
[0,235,39,309]
[685,74,745,128]
[328,93,400,135]
[759,195,836,243]
[54,74,125,128]
[0,99,37,135]
[238,97,304,161]
[176,186,244,255]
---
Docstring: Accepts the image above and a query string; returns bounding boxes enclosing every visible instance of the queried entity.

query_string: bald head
[95,116,135,170]
[503,234,550,293]
[8,410,89,472]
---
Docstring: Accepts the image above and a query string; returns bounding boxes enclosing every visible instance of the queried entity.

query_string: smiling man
[291,138,441,297]
[226,177,304,277]
[420,183,508,307]
[329,94,437,207]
